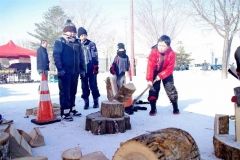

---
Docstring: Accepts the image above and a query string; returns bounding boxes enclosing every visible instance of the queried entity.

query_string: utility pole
[130,0,136,76]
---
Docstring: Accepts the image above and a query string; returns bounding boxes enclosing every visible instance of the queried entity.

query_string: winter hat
[78,27,88,37]
[117,43,125,50]
[157,35,171,46]
[63,19,77,33]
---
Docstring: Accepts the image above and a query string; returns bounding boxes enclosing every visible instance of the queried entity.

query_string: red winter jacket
[146,47,176,82]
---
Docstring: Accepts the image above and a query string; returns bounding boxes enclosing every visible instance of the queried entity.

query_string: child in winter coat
[110,43,130,90]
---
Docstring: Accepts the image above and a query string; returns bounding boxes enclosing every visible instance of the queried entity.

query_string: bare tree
[190,0,240,78]
[135,0,186,46]
[60,0,108,45]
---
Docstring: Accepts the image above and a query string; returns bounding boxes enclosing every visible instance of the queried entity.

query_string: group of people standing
[37,19,180,121]
[37,19,100,121]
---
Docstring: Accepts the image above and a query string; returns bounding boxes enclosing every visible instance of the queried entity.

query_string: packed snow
[0,69,239,160]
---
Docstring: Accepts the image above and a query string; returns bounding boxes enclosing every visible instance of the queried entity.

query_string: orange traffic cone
[31,73,61,125]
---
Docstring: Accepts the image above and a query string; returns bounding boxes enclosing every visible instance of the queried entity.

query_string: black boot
[93,98,99,108]
[61,109,73,121]
[149,101,157,116]
[125,105,134,115]
[172,102,180,114]
[70,107,82,117]
[84,98,89,110]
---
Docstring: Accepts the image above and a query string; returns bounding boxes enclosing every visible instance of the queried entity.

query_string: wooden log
[106,77,115,101]
[18,129,32,143]
[101,101,124,118]
[81,151,109,160]
[113,127,200,160]
[213,134,240,159]
[0,132,10,160]
[62,147,82,160]
[12,156,48,160]
[29,128,45,148]
[25,103,60,118]
[114,83,136,103]
[214,114,229,135]
[85,112,131,135]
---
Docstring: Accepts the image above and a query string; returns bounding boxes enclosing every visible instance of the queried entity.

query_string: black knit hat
[157,35,171,46]
[63,19,77,33]
[117,43,125,50]
[78,27,87,37]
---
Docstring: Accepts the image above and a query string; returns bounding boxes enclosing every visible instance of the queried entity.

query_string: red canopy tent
[0,40,36,58]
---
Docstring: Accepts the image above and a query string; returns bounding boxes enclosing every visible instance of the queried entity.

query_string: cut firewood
[25,103,60,118]
[5,124,32,158]
[18,129,32,143]
[101,100,124,118]
[12,156,48,160]
[113,127,200,160]
[81,151,109,160]
[62,147,82,160]
[214,114,229,135]
[29,127,45,148]
[0,132,10,160]
[114,83,136,103]
[85,112,131,135]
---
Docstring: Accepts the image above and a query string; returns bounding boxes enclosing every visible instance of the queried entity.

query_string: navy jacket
[37,46,49,71]
[53,37,82,74]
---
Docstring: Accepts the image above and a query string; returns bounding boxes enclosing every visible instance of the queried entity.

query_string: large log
[85,112,131,135]
[106,77,117,101]
[62,147,82,160]
[101,101,124,118]
[0,132,10,160]
[113,127,200,160]
[213,134,240,159]
[114,83,136,103]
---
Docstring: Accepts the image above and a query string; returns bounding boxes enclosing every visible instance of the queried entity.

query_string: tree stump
[114,83,136,103]
[101,101,124,118]
[113,128,201,160]
[213,114,240,159]
[81,151,109,160]
[85,112,131,135]
[62,147,82,160]
[0,132,10,160]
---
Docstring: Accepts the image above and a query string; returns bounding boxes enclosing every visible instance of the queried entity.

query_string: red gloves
[93,65,99,74]
[110,65,115,75]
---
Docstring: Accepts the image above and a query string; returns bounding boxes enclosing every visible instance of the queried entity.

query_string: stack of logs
[85,77,136,135]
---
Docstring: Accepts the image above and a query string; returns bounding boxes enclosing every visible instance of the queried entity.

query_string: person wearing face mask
[53,19,82,121]
[77,27,100,110]
[146,35,179,116]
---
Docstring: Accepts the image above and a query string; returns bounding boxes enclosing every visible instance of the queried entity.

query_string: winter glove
[93,65,99,74]
[58,70,65,77]
[80,72,85,79]
[110,65,116,75]
[147,81,153,87]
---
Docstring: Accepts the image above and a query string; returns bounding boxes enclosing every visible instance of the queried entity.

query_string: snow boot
[70,110,82,117]
[149,101,157,116]
[93,98,99,108]
[172,102,180,114]
[61,109,73,121]
[125,105,134,115]
[84,98,89,110]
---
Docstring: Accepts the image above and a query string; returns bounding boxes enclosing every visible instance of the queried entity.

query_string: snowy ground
[0,70,239,160]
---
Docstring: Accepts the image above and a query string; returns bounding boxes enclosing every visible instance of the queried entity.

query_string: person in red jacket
[146,35,179,116]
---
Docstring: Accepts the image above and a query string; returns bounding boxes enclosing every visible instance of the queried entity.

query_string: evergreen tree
[28,6,69,71]
[175,41,193,70]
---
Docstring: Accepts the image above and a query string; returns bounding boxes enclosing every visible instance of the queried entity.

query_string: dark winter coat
[53,37,82,74]
[235,46,240,72]
[36,46,49,71]
[79,39,98,74]
[146,47,175,81]
[110,50,130,77]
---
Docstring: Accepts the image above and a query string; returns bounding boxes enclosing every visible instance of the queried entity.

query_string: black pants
[148,74,178,103]
[80,72,100,100]
[58,73,79,111]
